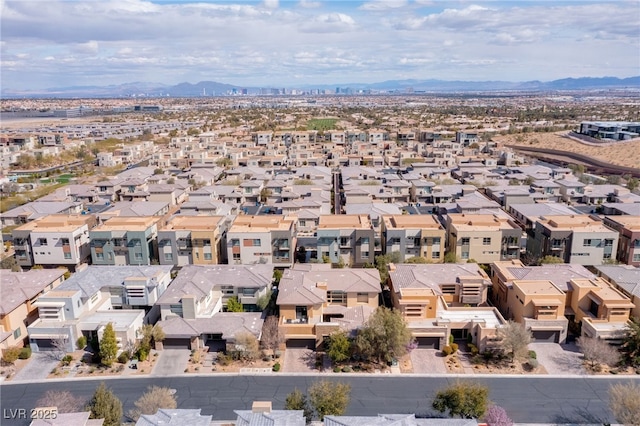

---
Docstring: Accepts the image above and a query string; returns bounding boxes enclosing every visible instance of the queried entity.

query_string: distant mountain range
[2,76,638,98]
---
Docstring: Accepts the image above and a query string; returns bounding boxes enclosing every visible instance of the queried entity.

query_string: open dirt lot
[494,132,640,169]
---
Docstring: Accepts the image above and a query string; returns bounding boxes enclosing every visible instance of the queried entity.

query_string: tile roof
[0,269,65,314]
[158,312,264,339]
[595,265,640,297]
[136,409,211,426]
[390,263,488,293]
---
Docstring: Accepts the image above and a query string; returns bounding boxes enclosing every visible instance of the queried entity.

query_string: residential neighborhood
[1,97,639,426]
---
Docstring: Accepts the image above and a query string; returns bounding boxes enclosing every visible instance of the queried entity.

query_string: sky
[1,0,639,90]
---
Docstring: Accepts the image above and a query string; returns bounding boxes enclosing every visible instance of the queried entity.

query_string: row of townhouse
[3,258,637,361]
[11,210,638,273]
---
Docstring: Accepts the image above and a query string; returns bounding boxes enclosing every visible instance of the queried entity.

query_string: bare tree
[50,335,69,361]
[609,382,640,426]
[128,386,177,422]
[497,321,532,363]
[233,332,260,361]
[577,337,620,370]
[260,316,282,357]
[36,390,86,413]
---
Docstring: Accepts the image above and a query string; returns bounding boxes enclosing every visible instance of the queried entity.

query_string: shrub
[526,358,539,369]
[451,343,459,353]
[61,355,73,366]
[443,345,453,356]
[19,347,32,360]
[117,352,130,364]
[2,346,21,364]
[342,366,352,373]
[528,350,537,359]
[272,362,281,372]
[449,335,454,344]
[137,347,149,362]
[217,354,231,366]
[468,343,479,355]
[333,366,341,373]
[76,336,87,350]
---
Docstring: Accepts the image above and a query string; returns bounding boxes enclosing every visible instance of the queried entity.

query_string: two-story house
[0,269,65,357]
[316,215,375,267]
[158,215,226,266]
[603,216,640,266]
[226,215,296,267]
[388,263,503,352]
[446,213,523,263]
[12,214,97,270]
[277,264,381,349]
[89,216,160,265]
[154,265,272,350]
[381,215,446,262]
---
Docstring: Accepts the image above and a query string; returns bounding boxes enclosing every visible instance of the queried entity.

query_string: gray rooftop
[58,265,172,299]
[595,265,640,297]
[158,264,273,305]
[505,264,595,292]
[136,409,212,426]
[324,414,478,426]
[234,409,305,426]
[158,312,264,340]
[1,269,66,314]
[390,263,489,293]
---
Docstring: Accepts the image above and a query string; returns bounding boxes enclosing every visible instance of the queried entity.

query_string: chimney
[252,401,272,414]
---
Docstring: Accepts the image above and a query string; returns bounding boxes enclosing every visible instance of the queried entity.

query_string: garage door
[162,338,191,349]
[33,339,55,351]
[415,337,440,350]
[286,339,316,349]
[531,330,559,343]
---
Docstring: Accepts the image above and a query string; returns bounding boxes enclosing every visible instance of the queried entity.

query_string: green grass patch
[307,118,338,132]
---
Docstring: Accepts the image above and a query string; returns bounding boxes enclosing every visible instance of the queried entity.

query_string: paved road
[2,375,638,425]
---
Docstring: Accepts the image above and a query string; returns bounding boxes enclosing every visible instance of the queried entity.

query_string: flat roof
[512,280,565,296]
[382,214,443,230]
[318,214,371,229]
[439,307,504,329]
[447,213,516,231]
[161,215,225,230]
[539,215,612,231]
[93,216,159,230]
[14,214,96,232]
[605,215,640,230]
[229,215,295,231]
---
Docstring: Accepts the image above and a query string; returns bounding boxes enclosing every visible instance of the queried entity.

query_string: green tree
[273,269,283,285]
[226,296,243,312]
[127,386,177,422]
[432,381,489,419]
[497,320,532,363]
[621,317,640,366]
[88,382,123,426]
[326,331,351,364]
[256,290,272,311]
[405,256,430,264]
[628,177,640,192]
[354,307,412,364]
[285,388,312,423]
[375,252,402,283]
[540,255,563,265]
[308,380,351,420]
[609,382,640,426]
[99,323,118,367]
[444,252,458,263]
[2,346,21,365]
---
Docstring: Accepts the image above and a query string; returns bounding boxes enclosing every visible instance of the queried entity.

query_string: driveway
[410,349,447,374]
[282,348,319,373]
[151,349,190,376]
[529,342,585,375]
[11,352,60,382]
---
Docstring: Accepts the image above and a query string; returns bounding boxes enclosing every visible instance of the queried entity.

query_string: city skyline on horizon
[1,0,639,91]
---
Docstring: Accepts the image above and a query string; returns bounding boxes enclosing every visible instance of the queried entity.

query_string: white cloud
[299,13,356,33]
[263,0,279,10]
[360,0,408,11]
[298,0,321,8]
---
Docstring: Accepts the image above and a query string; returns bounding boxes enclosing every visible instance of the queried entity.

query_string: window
[461,251,469,259]
[252,239,261,246]
[231,239,240,247]
[299,220,306,227]
[361,237,369,245]
[203,239,211,247]
[633,253,640,262]
[60,238,69,245]
[482,237,491,245]
[604,239,614,247]
[164,253,173,261]
[241,288,256,296]
[603,253,612,260]
[361,251,369,259]
[39,238,48,246]
[134,253,143,260]
[432,251,440,259]
[583,239,601,247]
[295,306,308,321]
[64,252,72,259]
[232,253,241,260]
[96,252,104,259]
[441,284,456,294]
[204,253,212,260]
[221,286,235,295]
[357,293,368,303]
[13,328,21,339]
[432,237,441,245]
[340,237,349,246]
[551,239,563,247]
[327,291,347,304]
[461,237,470,245]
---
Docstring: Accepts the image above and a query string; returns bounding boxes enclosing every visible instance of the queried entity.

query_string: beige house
[491,260,634,342]
[227,215,296,267]
[381,215,446,262]
[277,264,381,348]
[158,215,226,266]
[446,213,522,264]
[0,269,66,357]
[388,263,504,352]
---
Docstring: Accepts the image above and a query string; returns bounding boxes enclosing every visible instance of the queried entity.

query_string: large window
[38,238,48,246]
[204,253,212,260]
[482,237,491,245]
[441,284,456,294]
[357,293,369,303]
[327,291,347,304]
[164,253,173,261]
[461,237,470,245]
